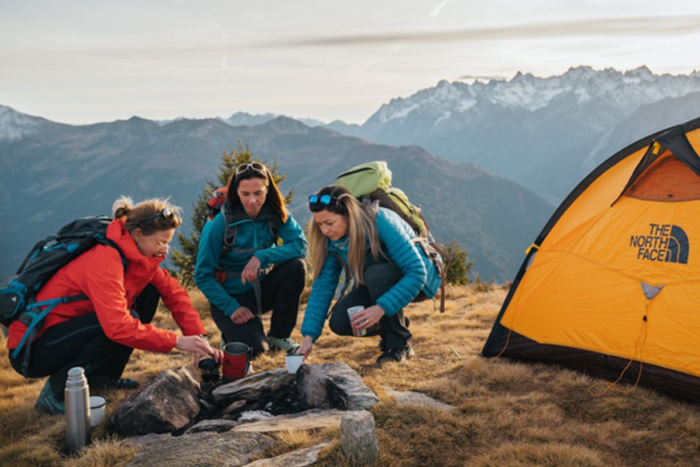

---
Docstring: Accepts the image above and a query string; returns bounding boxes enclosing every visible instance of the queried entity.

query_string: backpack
[206,187,228,222]
[335,161,447,312]
[0,216,126,375]
[336,161,427,236]
[204,186,281,257]
[204,189,281,311]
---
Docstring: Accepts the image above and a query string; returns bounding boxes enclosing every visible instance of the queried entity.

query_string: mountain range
[0,106,552,283]
[4,65,698,284]
[216,66,700,204]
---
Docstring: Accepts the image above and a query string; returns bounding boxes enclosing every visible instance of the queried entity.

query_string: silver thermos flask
[65,367,91,450]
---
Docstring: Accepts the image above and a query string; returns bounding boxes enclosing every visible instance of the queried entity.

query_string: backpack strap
[216,204,280,283]
[220,204,281,255]
[413,238,447,313]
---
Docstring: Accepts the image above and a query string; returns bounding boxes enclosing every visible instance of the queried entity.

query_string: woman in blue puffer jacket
[195,162,308,357]
[298,185,441,364]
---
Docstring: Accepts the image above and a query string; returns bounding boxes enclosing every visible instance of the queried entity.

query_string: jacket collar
[106,218,164,269]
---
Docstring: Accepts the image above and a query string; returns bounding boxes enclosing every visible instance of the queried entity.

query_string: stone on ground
[112,366,200,436]
[340,411,380,466]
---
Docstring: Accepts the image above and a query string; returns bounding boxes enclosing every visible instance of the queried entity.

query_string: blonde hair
[308,186,382,285]
[112,196,182,235]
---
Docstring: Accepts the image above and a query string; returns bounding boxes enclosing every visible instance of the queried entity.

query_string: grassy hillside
[2,286,700,466]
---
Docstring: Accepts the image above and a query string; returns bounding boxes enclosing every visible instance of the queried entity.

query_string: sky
[2,0,700,125]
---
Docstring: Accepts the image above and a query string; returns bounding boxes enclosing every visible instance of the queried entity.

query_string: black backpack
[0,216,126,374]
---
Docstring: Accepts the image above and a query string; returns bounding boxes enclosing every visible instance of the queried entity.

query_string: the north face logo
[630,223,689,264]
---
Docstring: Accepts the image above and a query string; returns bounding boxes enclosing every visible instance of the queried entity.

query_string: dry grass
[3,286,700,466]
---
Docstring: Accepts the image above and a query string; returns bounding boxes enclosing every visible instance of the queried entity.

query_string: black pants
[328,262,412,349]
[210,258,306,358]
[10,284,160,401]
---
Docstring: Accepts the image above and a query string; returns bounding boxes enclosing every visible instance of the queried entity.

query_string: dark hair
[309,185,350,215]
[226,162,288,223]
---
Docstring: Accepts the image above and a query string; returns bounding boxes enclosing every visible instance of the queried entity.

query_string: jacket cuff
[376,297,398,317]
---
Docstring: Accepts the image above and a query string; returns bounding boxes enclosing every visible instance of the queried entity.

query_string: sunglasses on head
[138,208,174,228]
[235,162,267,176]
[308,194,337,210]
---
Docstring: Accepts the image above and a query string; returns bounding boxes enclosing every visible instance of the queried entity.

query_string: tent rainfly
[482,116,700,400]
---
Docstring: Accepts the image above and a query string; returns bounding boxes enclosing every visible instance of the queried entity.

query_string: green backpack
[335,161,427,237]
[336,161,447,312]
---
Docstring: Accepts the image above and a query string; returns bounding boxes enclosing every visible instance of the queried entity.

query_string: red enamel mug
[222,342,251,381]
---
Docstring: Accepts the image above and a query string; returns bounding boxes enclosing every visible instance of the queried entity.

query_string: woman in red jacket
[7,197,222,415]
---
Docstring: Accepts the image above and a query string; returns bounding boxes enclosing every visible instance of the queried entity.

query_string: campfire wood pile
[113,362,381,466]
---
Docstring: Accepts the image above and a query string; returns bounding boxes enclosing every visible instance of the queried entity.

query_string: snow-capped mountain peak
[366,66,700,125]
[0,105,42,141]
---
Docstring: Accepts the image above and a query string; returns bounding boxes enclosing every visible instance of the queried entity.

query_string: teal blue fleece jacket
[301,208,441,341]
[194,207,307,317]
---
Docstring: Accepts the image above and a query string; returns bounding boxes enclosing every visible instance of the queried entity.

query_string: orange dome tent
[482,116,700,400]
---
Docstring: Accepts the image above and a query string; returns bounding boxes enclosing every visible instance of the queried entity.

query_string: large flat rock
[243,442,331,467]
[212,369,295,404]
[233,409,365,433]
[126,431,276,467]
[297,362,379,410]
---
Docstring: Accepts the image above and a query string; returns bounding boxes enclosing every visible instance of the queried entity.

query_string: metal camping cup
[222,342,251,381]
[285,354,305,374]
[89,396,106,427]
[347,306,367,337]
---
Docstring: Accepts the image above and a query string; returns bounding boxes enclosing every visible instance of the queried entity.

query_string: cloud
[261,15,700,48]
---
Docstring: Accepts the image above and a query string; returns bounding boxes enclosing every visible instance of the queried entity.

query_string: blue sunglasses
[308,194,339,211]
[309,194,333,205]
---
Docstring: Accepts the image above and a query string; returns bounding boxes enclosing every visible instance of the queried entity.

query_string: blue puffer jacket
[195,205,307,317]
[301,208,441,341]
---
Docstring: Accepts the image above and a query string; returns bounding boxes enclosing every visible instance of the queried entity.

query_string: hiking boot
[34,381,65,416]
[92,376,140,390]
[267,335,300,354]
[377,343,415,365]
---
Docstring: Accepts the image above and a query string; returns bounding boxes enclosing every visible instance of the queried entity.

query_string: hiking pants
[10,284,160,401]
[328,262,412,350]
[209,258,306,358]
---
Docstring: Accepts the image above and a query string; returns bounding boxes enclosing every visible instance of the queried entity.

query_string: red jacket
[7,219,206,353]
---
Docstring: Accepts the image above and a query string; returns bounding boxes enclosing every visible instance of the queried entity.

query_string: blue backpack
[0,216,126,375]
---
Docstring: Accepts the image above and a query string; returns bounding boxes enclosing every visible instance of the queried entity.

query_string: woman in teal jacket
[299,185,441,364]
[195,162,307,357]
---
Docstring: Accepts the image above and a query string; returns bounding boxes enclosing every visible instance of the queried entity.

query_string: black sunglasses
[137,208,174,228]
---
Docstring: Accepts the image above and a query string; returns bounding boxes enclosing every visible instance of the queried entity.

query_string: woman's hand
[352,305,385,330]
[175,335,221,366]
[231,306,255,324]
[297,335,314,359]
[241,256,261,284]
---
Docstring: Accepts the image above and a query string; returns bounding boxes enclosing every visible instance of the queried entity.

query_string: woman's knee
[277,258,306,287]
[364,263,402,299]
[328,308,353,337]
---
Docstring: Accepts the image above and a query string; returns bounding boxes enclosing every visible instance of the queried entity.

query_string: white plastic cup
[285,354,305,374]
[89,396,106,427]
[347,306,367,337]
